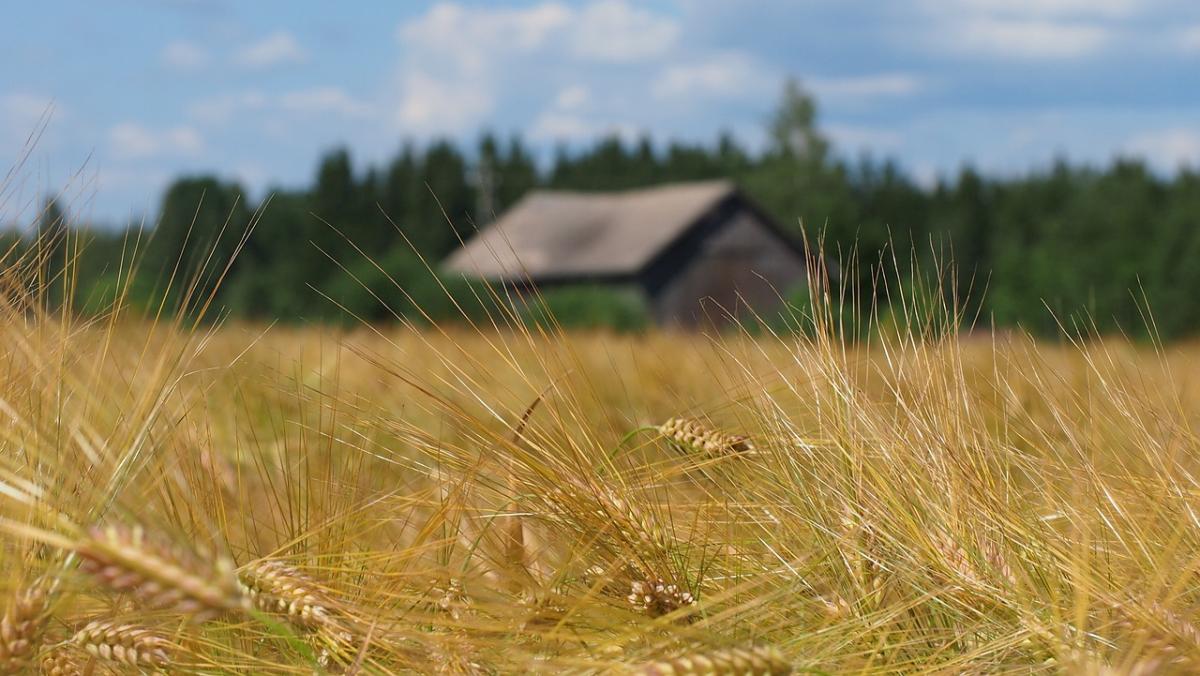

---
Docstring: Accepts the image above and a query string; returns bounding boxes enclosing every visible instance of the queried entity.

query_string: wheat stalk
[77,524,248,621]
[658,418,754,456]
[0,581,51,674]
[72,620,171,668]
[633,645,792,675]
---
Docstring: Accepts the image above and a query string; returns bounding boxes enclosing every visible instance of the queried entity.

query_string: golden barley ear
[239,559,370,671]
[72,620,171,668]
[659,418,755,457]
[1110,599,1200,670]
[77,523,248,621]
[238,559,335,630]
[930,530,984,588]
[593,486,674,570]
[0,581,52,674]
[633,645,793,675]
[39,646,96,676]
[627,578,696,619]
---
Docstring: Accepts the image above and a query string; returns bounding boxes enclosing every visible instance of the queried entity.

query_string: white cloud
[161,40,208,70]
[554,85,590,110]
[1,93,58,124]
[189,91,268,124]
[391,1,682,135]
[948,0,1139,18]
[108,123,203,159]
[398,2,570,74]
[1,93,64,147]
[394,3,578,134]
[1124,128,1200,170]
[279,88,375,118]
[1182,25,1200,52]
[653,52,775,100]
[572,0,680,63]
[529,110,641,142]
[809,73,924,102]
[233,32,306,69]
[189,88,372,125]
[949,17,1110,59]
[398,1,678,65]
[922,0,1128,60]
[395,73,493,135]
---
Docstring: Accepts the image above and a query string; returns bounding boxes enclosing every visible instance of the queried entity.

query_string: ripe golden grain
[930,530,1016,591]
[596,486,673,566]
[0,581,51,674]
[39,646,95,676]
[77,524,248,621]
[658,418,754,456]
[238,559,333,630]
[627,578,696,618]
[72,620,170,668]
[1111,599,1200,669]
[633,645,792,675]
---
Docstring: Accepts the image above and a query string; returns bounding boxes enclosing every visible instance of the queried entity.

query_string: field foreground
[3,314,1200,674]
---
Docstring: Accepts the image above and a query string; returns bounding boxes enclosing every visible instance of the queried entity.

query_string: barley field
[3,260,1200,674]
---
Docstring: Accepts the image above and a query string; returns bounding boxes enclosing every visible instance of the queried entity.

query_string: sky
[2,0,1199,225]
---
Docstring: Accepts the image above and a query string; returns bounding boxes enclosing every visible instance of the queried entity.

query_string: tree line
[17,81,1200,337]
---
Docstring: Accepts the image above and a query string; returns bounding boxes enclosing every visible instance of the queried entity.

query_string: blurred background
[2,0,1199,336]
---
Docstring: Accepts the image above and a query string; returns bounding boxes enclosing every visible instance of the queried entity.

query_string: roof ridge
[443,179,743,282]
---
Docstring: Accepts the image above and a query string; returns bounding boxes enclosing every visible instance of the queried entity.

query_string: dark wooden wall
[644,207,807,327]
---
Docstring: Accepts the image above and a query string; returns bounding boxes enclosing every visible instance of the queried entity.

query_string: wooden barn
[442,180,808,327]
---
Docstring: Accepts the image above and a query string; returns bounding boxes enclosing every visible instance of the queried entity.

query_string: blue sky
[3,0,1199,225]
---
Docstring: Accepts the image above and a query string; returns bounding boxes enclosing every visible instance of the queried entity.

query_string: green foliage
[520,286,649,332]
[41,80,1200,338]
[754,284,863,340]
[322,247,497,326]
[148,176,251,317]
[768,78,829,162]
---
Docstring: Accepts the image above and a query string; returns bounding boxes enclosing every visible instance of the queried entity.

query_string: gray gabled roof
[443,179,737,283]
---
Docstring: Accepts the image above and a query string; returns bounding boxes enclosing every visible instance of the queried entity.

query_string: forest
[22,81,1200,338]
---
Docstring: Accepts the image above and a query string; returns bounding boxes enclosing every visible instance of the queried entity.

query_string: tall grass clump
[2,148,1200,672]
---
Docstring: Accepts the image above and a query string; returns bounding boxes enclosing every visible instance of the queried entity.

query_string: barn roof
[443,179,739,283]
